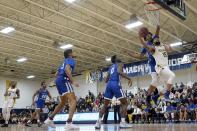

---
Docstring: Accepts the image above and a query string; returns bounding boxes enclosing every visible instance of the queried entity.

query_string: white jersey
[4,87,18,108]
[7,87,18,99]
[152,44,168,67]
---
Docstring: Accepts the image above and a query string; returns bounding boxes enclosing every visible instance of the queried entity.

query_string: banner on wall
[96,53,192,80]
[123,53,192,77]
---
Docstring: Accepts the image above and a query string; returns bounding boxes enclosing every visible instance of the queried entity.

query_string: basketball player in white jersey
[1,81,20,127]
[139,34,175,100]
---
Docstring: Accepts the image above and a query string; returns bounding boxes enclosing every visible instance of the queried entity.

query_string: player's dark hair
[41,81,45,86]
[144,32,153,42]
[111,55,121,64]
[111,55,116,64]
[64,49,72,58]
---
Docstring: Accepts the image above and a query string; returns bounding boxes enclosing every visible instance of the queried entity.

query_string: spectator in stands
[132,105,141,123]
[164,102,175,122]
[179,104,187,121]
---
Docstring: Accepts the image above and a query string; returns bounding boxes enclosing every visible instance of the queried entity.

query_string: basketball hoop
[144,1,161,26]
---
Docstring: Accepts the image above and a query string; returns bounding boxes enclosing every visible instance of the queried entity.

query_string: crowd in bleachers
[74,81,197,123]
[0,82,197,124]
[126,81,197,123]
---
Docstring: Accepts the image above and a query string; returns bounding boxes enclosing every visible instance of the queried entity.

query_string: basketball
[139,27,149,37]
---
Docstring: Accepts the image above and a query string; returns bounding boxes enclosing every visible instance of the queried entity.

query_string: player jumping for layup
[139,29,175,101]
[44,49,79,130]
[129,25,160,105]
[95,55,132,129]
[1,81,20,127]
[26,81,52,127]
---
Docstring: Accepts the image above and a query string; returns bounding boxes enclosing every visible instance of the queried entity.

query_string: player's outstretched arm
[128,51,145,59]
[65,64,73,83]
[105,73,110,83]
[65,64,79,87]
[15,89,20,99]
[47,90,53,100]
[118,63,132,87]
[4,90,8,96]
[139,36,155,54]
[32,90,39,105]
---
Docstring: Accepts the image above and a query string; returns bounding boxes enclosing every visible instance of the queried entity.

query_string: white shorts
[150,72,159,87]
[3,99,15,108]
[155,66,175,84]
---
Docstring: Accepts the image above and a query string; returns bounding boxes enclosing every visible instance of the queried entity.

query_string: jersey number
[42,94,47,99]
[110,67,114,75]
[162,52,168,57]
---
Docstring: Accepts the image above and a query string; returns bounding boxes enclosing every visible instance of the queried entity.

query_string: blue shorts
[104,81,125,100]
[35,100,45,109]
[55,76,74,96]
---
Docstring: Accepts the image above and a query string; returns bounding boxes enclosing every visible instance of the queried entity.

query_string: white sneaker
[95,121,101,129]
[44,118,55,128]
[119,122,132,129]
[64,122,79,130]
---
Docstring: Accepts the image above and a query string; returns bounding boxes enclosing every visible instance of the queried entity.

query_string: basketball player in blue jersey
[26,81,52,127]
[95,55,132,129]
[129,25,160,106]
[44,49,79,130]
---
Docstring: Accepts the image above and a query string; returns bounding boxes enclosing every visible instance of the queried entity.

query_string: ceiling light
[105,57,111,62]
[65,0,76,3]
[170,42,182,47]
[125,21,143,29]
[16,57,27,63]
[0,27,15,34]
[60,44,73,49]
[27,75,35,79]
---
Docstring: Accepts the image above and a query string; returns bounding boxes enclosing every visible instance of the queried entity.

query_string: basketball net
[144,2,160,26]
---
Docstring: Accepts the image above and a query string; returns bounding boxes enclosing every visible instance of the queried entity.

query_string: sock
[5,121,8,124]
[49,116,54,120]
[67,119,72,124]
[37,119,40,123]
[121,118,125,123]
[97,118,102,123]
[27,120,31,124]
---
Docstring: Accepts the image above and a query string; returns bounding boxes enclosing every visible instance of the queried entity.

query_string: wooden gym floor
[0,124,197,131]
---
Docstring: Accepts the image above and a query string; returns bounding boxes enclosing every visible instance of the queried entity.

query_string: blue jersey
[108,64,120,82]
[104,63,125,100]
[140,35,158,67]
[36,88,49,102]
[57,57,75,79]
